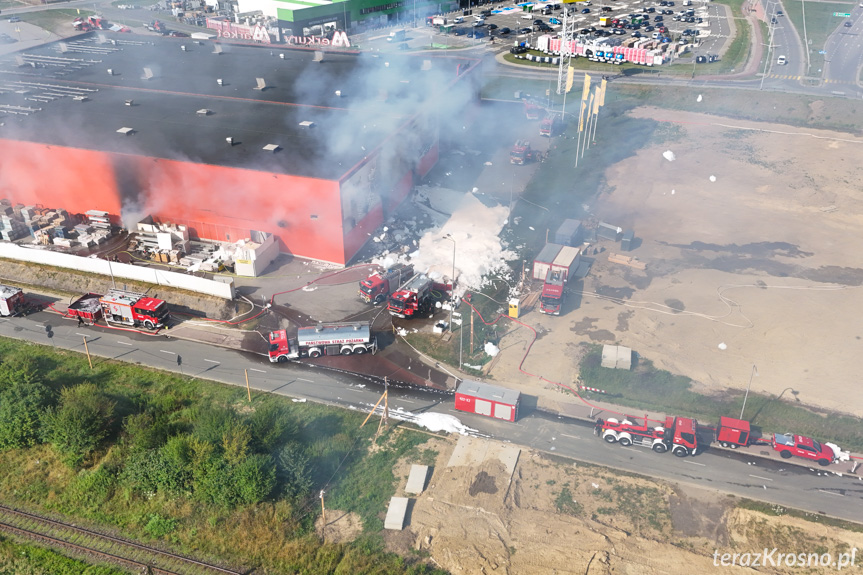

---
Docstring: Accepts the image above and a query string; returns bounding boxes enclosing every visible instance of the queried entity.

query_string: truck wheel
[354,347,367,355]
[719,441,729,448]
[309,350,322,358]
[652,443,667,453]
[375,295,385,304]
[341,347,352,355]
[672,446,688,457]
[618,437,632,447]
[277,356,288,363]
[779,450,792,459]
[144,320,155,330]
[730,444,738,449]
[603,433,617,443]
[817,459,831,467]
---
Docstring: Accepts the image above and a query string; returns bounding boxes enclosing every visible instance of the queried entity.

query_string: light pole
[740,364,758,420]
[443,234,456,334]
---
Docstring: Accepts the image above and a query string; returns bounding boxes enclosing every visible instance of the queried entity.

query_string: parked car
[777,54,786,65]
[7,16,20,22]
[519,27,532,33]
[581,7,591,13]
[510,45,528,54]
[487,23,498,29]
[499,26,511,34]
[844,20,852,27]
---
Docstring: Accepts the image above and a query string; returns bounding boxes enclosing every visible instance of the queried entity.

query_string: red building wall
[0,140,349,264]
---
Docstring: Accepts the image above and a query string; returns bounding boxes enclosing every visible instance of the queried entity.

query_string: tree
[248,402,298,454]
[0,352,41,393]
[0,379,52,450]
[277,442,312,502]
[41,384,115,467]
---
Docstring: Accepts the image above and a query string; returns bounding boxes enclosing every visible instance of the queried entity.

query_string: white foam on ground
[412,413,477,435]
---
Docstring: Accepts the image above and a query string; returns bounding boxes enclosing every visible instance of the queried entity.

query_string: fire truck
[387,273,435,319]
[66,293,103,325]
[524,100,542,120]
[268,322,377,362]
[596,415,698,457]
[540,114,564,137]
[0,285,30,317]
[538,268,566,315]
[99,289,170,330]
[510,140,535,165]
[772,432,836,466]
[359,263,414,304]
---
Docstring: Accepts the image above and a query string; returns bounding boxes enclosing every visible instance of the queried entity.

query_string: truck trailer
[596,415,698,457]
[532,243,563,280]
[66,293,103,325]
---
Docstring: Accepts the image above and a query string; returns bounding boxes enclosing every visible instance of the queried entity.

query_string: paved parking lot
[372,0,734,65]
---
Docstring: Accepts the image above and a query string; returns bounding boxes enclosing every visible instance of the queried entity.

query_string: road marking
[749,474,773,481]
[297,378,313,382]
[249,368,266,373]
[561,433,582,440]
[399,399,416,404]
[76,332,88,337]
[117,341,132,346]
[347,388,365,393]
[683,460,706,466]
[204,359,220,364]
[818,489,843,497]
[160,350,176,355]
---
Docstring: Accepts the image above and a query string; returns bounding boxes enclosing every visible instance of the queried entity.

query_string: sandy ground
[385,435,863,574]
[489,107,863,417]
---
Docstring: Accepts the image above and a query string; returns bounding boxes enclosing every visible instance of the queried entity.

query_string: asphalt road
[822,2,863,95]
[758,0,808,91]
[2,310,862,524]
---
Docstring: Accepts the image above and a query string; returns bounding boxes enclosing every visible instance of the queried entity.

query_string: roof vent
[59,43,69,53]
[197,108,212,116]
[262,144,280,152]
[141,67,154,80]
[334,90,342,97]
[299,121,315,129]
[226,137,235,146]
[213,44,223,54]
[117,127,134,135]
[216,78,223,86]
[421,59,432,71]
[181,45,187,51]
[313,51,324,62]
[253,77,267,91]
[125,99,134,106]
[279,53,285,59]
[73,95,88,102]
[107,68,114,75]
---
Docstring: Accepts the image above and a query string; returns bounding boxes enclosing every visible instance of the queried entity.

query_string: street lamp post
[444,234,456,335]
[740,364,758,420]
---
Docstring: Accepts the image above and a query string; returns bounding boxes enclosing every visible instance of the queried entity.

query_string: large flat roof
[0,33,478,181]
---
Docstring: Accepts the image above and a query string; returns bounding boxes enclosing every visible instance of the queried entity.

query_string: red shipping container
[455,380,521,422]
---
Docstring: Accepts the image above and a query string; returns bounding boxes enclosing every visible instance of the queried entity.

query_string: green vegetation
[6,9,93,34]
[737,499,863,532]
[554,484,583,515]
[782,0,849,73]
[0,536,126,575]
[578,345,863,451]
[0,338,446,574]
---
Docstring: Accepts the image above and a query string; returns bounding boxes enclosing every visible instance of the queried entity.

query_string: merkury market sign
[287,31,351,47]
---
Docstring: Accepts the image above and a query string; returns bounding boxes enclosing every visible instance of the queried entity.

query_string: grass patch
[0,338,446,574]
[554,485,584,516]
[0,535,126,575]
[578,345,863,451]
[782,0,849,74]
[737,499,863,532]
[6,9,93,34]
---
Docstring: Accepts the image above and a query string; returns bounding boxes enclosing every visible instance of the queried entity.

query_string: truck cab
[268,330,299,362]
[772,433,835,466]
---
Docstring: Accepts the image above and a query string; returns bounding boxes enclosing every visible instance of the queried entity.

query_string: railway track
[0,503,248,575]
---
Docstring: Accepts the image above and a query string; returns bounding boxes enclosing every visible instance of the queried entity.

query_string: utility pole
[245,369,251,402]
[320,490,326,541]
[470,307,474,355]
[83,336,93,369]
[740,365,758,420]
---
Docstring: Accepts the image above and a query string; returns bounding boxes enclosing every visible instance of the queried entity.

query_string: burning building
[0,34,481,265]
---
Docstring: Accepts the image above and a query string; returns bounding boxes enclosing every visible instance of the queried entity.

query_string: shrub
[41,383,115,467]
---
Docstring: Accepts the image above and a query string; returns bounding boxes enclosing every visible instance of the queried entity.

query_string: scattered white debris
[662,150,676,162]
[709,175,716,182]
[591,482,600,489]
[484,342,500,357]
[718,342,727,350]
[529,226,535,231]
[301,285,318,292]
[462,364,482,370]
[413,413,477,435]
[291,398,307,403]
[396,327,408,336]
[826,442,851,462]
[671,190,676,195]
[484,161,493,166]
[697,94,703,102]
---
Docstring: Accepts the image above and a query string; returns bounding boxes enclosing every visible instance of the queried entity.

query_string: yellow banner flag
[578,100,586,132]
[592,87,600,115]
[562,0,588,3]
[565,66,575,93]
[77,8,80,13]
[599,78,607,107]
[581,73,591,102]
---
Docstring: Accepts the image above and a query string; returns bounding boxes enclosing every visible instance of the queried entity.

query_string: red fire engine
[359,263,414,305]
[596,415,698,457]
[268,322,377,362]
[538,268,566,315]
[99,289,170,330]
[510,140,535,165]
[387,273,435,319]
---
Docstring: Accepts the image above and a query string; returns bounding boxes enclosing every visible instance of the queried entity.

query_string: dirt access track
[490,107,863,417]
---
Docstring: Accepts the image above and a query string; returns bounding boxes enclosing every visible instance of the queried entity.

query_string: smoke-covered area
[376,186,517,296]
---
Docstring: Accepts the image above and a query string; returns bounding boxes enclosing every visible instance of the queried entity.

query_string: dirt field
[385,436,863,574]
[489,108,863,417]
